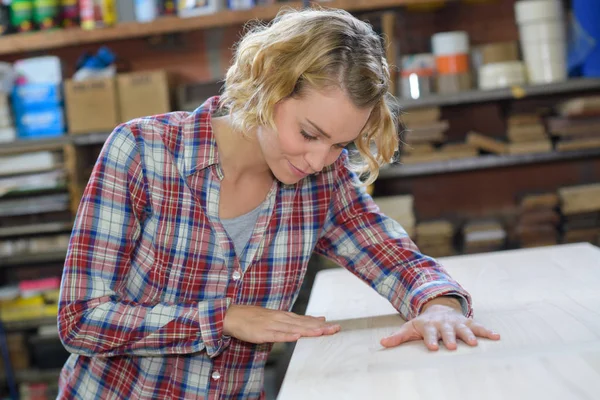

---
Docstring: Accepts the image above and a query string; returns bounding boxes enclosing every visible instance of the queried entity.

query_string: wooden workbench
[278,243,600,400]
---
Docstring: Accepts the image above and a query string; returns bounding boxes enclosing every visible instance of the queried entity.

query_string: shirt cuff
[198,298,232,358]
[409,281,473,320]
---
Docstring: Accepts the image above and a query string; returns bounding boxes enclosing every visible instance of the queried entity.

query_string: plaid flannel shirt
[57,96,472,399]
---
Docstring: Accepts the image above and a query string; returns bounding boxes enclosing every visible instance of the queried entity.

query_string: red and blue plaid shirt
[57,96,472,399]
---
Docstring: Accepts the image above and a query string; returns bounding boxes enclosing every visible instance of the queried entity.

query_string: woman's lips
[288,161,309,178]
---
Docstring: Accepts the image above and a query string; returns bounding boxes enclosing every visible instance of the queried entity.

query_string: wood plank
[556,137,600,152]
[0,221,73,239]
[507,140,552,155]
[519,193,559,211]
[399,107,442,127]
[466,132,508,154]
[381,11,397,96]
[0,0,443,55]
[401,148,478,164]
[279,244,600,400]
[559,183,600,215]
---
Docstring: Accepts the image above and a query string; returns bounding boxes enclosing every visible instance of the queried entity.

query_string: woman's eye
[300,130,317,141]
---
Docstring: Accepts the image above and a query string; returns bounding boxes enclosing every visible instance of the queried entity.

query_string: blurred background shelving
[0,0,599,399]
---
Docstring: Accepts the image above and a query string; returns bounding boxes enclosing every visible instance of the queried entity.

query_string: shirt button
[232,271,242,281]
[212,371,221,380]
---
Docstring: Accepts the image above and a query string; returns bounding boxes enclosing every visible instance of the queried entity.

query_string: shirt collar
[182,96,221,177]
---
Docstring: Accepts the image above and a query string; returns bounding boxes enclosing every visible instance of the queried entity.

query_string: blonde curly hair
[220,8,399,184]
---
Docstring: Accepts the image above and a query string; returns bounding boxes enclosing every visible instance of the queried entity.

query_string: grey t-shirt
[221,204,262,259]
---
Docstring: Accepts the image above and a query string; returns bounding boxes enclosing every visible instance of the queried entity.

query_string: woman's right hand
[223,304,341,344]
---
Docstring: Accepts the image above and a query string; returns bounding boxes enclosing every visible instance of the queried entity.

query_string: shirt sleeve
[58,124,231,358]
[314,153,473,320]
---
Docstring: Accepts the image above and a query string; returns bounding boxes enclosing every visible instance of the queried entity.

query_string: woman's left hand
[380,297,501,351]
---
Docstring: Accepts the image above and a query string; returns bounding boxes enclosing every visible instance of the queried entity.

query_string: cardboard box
[117,70,171,122]
[64,78,119,134]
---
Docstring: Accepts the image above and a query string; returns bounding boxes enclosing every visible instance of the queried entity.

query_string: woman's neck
[211,114,271,182]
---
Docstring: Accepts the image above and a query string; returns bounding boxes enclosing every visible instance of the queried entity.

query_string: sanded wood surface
[278,243,600,400]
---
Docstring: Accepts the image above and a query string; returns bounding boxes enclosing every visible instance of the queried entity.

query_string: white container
[14,56,62,84]
[431,31,469,56]
[135,0,158,23]
[519,20,565,42]
[478,61,527,90]
[515,0,566,84]
[178,0,225,17]
[514,0,563,24]
[228,0,254,10]
[527,61,567,83]
[522,41,566,63]
[522,40,567,83]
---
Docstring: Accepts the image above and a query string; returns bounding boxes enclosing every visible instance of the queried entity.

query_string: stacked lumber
[400,107,447,146]
[506,113,553,154]
[558,183,600,245]
[515,193,560,248]
[550,96,600,152]
[372,195,416,237]
[399,107,476,164]
[467,131,552,155]
[415,220,455,258]
[462,219,507,254]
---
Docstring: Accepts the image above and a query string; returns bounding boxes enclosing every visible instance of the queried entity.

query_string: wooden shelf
[396,79,600,110]
[0,137,69,157]
[378,148,600,179]
[14,368,62,383]
[0,367,62,385]
[0,249,67,268]
[0,133,110,157]
[0,0,439,55]
[3,316,58,331]
[0,221,73,239]
[70,131,112,146]
[0,165,65,179]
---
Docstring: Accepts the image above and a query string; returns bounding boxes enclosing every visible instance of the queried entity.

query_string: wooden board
[559,183,600,215]
[401,148,478,164]
[400,107,442,127]
[519,193,559,211]
[556,137,600,152]
[547,117,600,136]
[372,195,415,229]
[556,96,600,118]
[517,209,560,226]
[382,12,397,96]
[507,123,546,142]
[279,244,600,400]
[402,143,436,154]
[416,220,453,237]
[507,140,553,155]
[507,113,541,127]
[466,132,508,155]
[0,0,443,56]
[439,142,476,153]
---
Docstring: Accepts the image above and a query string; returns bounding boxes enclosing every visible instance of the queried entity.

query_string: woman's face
[257,87,372,185]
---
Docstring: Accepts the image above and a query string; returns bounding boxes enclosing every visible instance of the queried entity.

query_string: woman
[57,8,500,399]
